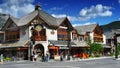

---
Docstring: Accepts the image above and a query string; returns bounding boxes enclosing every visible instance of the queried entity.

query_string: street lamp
[113,33,120,59]
[67,28,71,60]
[29,27,35,61]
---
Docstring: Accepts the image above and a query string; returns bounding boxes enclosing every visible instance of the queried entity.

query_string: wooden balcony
[32,36,46,41]
[94,33,103,38]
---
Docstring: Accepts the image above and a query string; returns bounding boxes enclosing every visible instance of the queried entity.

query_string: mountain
[100,21,120,32]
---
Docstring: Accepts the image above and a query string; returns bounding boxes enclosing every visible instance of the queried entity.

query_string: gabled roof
[0,14,9,30]
[1,16,19,30]
[0,4,73,30]
[10,16,20,24]
[56,17,67,25]
[104,29,120,39]
[74,24,97,35]
[16,9,67,27]
[17,10,38,26]
[38,10,58,26]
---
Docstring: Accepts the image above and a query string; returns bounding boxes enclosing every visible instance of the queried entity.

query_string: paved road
[0,58,120,68]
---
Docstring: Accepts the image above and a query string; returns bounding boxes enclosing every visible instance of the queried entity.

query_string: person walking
[42,54,45,62]
[45,51,50,62]
[0,54,3,64]
[60,52,63,61]
[34,54,38,62]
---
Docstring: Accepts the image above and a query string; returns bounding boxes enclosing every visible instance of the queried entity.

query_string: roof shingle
[75,24,97,35]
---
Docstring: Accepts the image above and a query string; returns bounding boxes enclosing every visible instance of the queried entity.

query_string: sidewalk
[60,56,120,62]
[71,56,120,62]
[2,56,120,64]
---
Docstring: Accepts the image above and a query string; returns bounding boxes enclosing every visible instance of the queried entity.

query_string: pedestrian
[46,51,50,62]
[60,52,63,61]
[0,54,3,64]
[42,54,45,62]
[33,54,37,62]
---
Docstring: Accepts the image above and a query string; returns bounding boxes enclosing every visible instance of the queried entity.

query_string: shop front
[71,47,89,59]
[71,46,89,59]
[0,47,28,61]
[48,46,59,60]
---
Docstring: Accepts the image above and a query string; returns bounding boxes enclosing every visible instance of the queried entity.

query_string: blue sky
[0,0,120,26]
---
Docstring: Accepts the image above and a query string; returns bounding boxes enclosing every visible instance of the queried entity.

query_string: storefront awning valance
[48,46,59,49]
[103,46,111,48]
[60,46,68,49]
[48,40,76,46]
[71,41,89,47]
[0,41,29,49]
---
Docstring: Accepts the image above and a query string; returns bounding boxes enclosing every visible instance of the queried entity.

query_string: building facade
[0,4,75,61]
[0,4,107,61]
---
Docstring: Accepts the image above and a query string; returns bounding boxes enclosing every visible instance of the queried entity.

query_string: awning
[48,40,76,46]
[71,45,90,48]
[60,46,68,49]
[71,41,89,47]
[48,46,59,49]
[0,41,29,49]
[103,46,111,48]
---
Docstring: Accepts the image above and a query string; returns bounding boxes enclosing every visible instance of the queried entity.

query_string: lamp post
[113,33,120,59]
[29,27,35,61]
[67,28,71,60]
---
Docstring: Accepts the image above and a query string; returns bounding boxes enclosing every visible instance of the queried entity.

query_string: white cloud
[52,13,97,26]
[79,4,112,20]
[50,7,63,10]
[52,14,79,22]
[52,4,112,22]
[73,22,97,26]
[119,18,120,20]
[119,0,120,4]
[52,14,67,18]
[0,0,35,18]
[0,8,2,13]
[67,16,79,21]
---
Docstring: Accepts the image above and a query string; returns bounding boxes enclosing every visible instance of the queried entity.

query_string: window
[79,37,83,41]
[5,30,20,41]
[57,28,70,41]
[73,36,77,41]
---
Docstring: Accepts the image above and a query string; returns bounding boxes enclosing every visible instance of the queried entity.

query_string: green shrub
[89,53,94,58]
[3,57,11,61]
[95,54,101,57]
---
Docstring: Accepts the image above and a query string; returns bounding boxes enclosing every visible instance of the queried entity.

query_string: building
[0,4,109,61]
[75,24,104,43]
[0,4,78,61]
[104,29,120,54]
[74,24,109,55]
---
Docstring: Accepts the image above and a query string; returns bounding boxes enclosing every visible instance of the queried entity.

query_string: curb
[62,56,115,62]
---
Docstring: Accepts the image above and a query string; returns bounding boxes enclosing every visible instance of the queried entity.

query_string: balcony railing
[94,33,103,38]
[32,36,46,41]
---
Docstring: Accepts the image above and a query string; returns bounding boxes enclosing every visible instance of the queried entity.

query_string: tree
[90,43,103,55]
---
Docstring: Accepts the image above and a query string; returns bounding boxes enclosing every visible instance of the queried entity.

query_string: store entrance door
[34,44,44,61]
